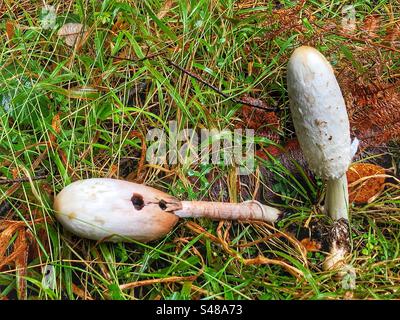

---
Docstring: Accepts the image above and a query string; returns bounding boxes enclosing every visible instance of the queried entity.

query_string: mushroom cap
[54,178,180,242]
[287,46,351,180]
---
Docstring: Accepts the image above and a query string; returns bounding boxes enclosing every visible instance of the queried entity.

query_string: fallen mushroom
[287,46,358,270]
[54,178,281,242]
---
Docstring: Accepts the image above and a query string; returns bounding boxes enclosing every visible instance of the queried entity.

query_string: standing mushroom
[54,178,281,242]
[287,46,358,270]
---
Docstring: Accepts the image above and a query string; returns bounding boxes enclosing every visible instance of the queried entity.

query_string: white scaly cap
[287,46,352,180]
[54,178,180,242]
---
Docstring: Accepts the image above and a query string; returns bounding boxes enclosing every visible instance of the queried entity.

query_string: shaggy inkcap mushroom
[54,178,281,243]
[287,46,358,270]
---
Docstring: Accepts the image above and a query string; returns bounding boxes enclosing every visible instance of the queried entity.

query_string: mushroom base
[323,218,351,271]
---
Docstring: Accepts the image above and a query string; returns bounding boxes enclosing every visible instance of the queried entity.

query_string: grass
[0,0,399,300]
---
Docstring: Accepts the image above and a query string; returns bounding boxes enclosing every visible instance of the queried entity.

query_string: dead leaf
[256,138,300,160]
[14,229,28,300]
[360,15,381,38]
[157,0,175,19]
[347,163,386,204]
[58,23,85,46]
[49,113,61,145]
[385,24,400,46]
[51,113,61,134]
[239,96,281,142]
[72,283,93,300]
[0,219,46,299]
[11,168,18,179]
[111,18,129,33]
[6,20,14,40]
[107,164,119,178]
[300,238,321,252]
[0,222,22,260]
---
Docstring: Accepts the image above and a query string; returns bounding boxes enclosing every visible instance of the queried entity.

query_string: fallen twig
[0,175,48,185]
[111,55,278,111]
[119,274,198,291]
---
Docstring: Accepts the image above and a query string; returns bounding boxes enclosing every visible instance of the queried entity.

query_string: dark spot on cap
[328,136,332,140]
[159,199,167,210]
[131,193,144,210]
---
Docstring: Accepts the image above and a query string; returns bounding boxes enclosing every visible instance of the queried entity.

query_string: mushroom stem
[175,200,281,223]
[325,174,349,221]
[53,178,283,243]
[324,174,351,270]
